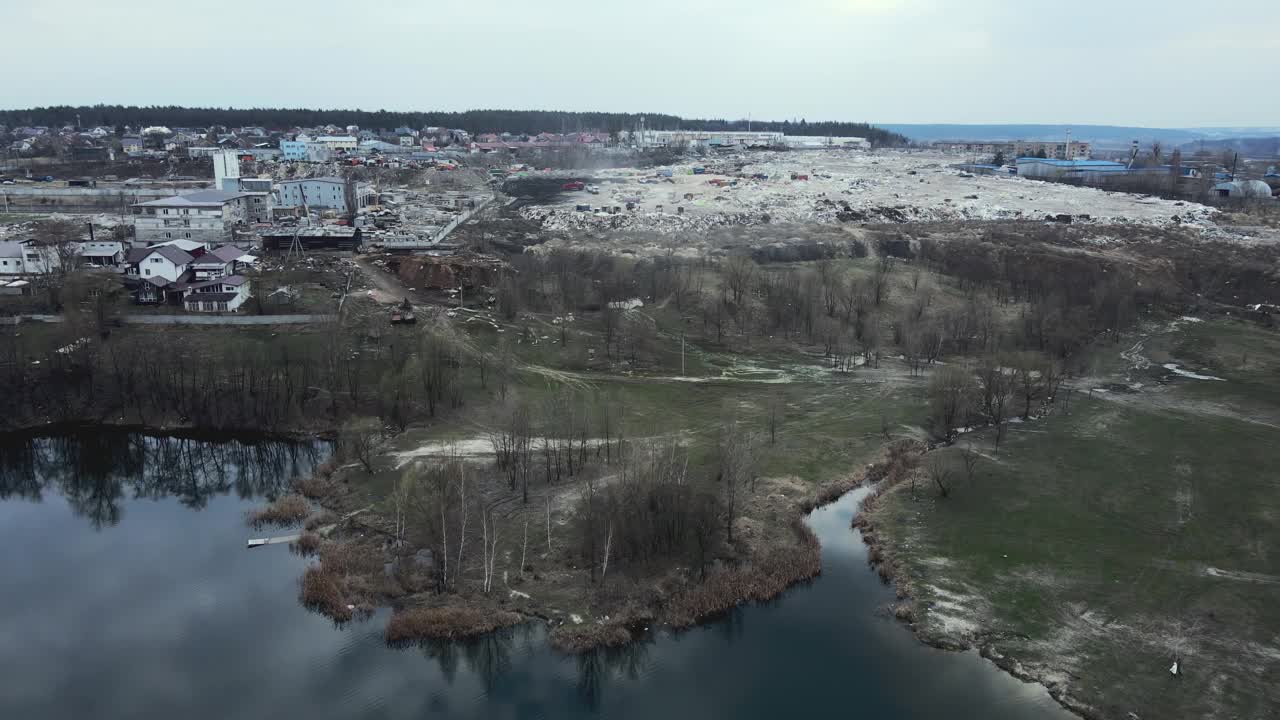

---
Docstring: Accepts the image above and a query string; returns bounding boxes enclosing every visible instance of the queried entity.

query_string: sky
[5,0,1279,127]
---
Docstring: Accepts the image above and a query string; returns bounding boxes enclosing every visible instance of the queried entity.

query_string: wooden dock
[247,534,301,549]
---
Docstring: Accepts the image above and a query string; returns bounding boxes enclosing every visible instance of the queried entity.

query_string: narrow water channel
[0,431,1073,719]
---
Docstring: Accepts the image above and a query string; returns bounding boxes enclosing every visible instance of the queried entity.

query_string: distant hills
[883,124,1280,151]
[1175,136,1280,159]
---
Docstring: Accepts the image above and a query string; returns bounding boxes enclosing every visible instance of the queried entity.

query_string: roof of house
[210,244,252,263]
[1015,158,1125,168]
[132,190,250,208]
[191,256,231,267]
[152,239,205,253]
[188,274,248,290]
[136,246,195,265]
[279,176,345,185]
[185,292,239,303]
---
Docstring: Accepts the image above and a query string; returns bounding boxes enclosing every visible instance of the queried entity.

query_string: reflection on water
[0,431,328,528]
[0,433,1073,720]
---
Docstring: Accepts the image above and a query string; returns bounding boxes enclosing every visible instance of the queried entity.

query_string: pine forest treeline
[0,105,909,147]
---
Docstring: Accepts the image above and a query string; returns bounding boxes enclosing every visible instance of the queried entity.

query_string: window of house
[144,269,151,276]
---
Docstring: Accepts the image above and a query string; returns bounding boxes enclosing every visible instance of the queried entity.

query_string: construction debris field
[513,151,1235,238]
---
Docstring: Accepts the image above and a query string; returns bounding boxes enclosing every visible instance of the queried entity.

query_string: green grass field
[873,319,1280,719]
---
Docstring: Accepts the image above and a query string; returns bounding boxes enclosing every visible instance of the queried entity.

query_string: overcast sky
[6,0,1278,127]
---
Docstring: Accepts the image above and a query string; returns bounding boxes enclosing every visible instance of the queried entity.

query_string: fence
[2,313,335,326]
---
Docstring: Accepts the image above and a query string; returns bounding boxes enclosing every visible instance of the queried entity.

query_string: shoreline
[300,442,925,656]
[0,418,335,444]
[7,419,1096,716]
[855,470,1101,720]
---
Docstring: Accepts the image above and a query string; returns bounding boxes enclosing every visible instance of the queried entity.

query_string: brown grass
[384,606,523,643]
[664,517,821,628]
[246,493,310,528]
[303,510,337,531]
[661,441,925,633]
[292,474,333,500]
[300,566,352,621]
[549,622,634,654]
[317,539,383,576]
[314,456,339,478]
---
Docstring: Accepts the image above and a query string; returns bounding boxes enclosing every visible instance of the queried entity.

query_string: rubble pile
[385,254,510,291]
[516,150,1220,236]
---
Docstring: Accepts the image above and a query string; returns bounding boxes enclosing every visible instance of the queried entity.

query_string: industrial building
[783,135,871,150]
[1015,158,1128,181]
[632,130,785,149]
[259,226,363,253]
[1212,180,1275,199]
[276,177,375,214]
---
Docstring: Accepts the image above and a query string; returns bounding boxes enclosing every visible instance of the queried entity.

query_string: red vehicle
[791,173,809,181]
[562,181,585,191]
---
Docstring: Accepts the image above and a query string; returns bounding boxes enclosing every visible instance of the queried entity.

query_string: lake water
[0,431,1072,719]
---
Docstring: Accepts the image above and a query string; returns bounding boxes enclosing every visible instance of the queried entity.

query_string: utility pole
[681,327,686,376]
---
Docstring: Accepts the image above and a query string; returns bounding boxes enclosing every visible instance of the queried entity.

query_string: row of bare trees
[927,351,1066,445]
[0,317,470,433]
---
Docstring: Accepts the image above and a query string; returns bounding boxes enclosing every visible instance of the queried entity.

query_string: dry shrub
[664,518,821,628]
[549,622,633,654]
[246,494,310,528]
[314,456,339,479]
[384,606,522,643]
[292,532,322,555]
[292,475,332,500]
[893,602,917,623]
[304,510,337,531]
[300,566,352,621]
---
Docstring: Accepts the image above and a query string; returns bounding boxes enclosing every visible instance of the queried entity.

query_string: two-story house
[189,244,254,280]
[0,239,63,275]
[183,275,250,313]
[125,245,194,303]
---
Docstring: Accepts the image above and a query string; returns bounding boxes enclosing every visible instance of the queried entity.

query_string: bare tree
[718,415,758,541]
[926,455,953,498]
[340,417,381,473]
[479,501,502,594]
[764,391,784,445]
[29,219,84,309]
[723,255,756,306]
[961,443,981,487]
[872,255,893,307]
[927,365,975,441]
[977,355,1012,451]
[520,513,529,579]
[1011,351,1047,421]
